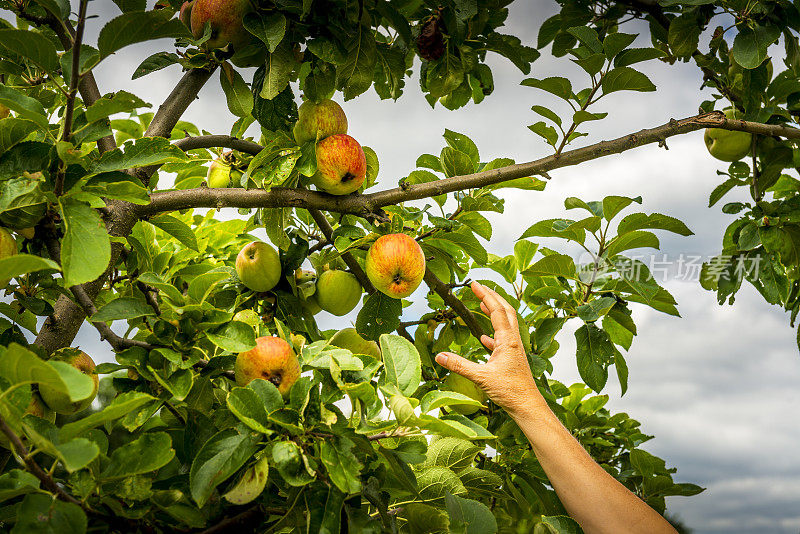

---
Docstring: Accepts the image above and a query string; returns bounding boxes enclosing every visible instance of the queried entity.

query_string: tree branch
[70,284,155,352]
[173,135,264,154]
[0,414,84,507]
[423,269,484,339]
[307,209,375,293]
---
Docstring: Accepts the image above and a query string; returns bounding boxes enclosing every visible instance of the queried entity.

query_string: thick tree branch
[423,269,484,339]
[0,415,84,507]
[174,135,264,154]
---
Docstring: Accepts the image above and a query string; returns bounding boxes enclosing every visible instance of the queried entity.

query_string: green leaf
[92,297,155,322]
[132,51,180,79]
[485,33,539,74]
[82,172,150,205]
[243,12,286,53]
[572,110,608,125]
[531,105,562,127]
[601,67,656,94]
[604,230,659,257]
[0,254,59,281]
[614,47,667,68]
[0,85,49,129]
[102,432,175,480]
[52,438,100,472]
[0,344,94,403]
[668,13,702,58]
[60,199,110,288]
[602,195,641,221]
[207,321,256,353]
[603,32,637,59]
[220,67,254,118]
[732,25,781,69]
[91,137,188,174]
[528,121,559,146]
[574,324,613,392]
[445,494,498,534]
[577,296,617,322]
[524,254,577,279]
[147,214,198,252]
[338,26,377,100]
[617,212,693,236]
[415,466,467,503]
[59,391,155,441]
[521,76,573,100]
[12,494,86,534]
[98,11,190,58]
[272,440,315,486]
[187,271,228,304]
[356,292,402,340]
[0,118,38,154]
[223,455,270,505]
[260,40,294,100]
[541,515,583,533]
[424,437,481,471]
[0,29,60,73]
[0,470,39,503]
[190,428,260,507]
[380,334,422,397]
[227,380,283,433]
[85,91,149,122]
[320,436,362,494]
[419,390,482,413]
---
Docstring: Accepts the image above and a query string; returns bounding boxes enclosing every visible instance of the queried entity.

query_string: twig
[198,504,286,534]
[307,209,376,294]
[70,285,156,352]
[0,414,84,507]
[423,269,484,340]
[136,281,162,316]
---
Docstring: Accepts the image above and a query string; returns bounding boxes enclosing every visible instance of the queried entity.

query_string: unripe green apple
[179,0,194,28]
[191,0,253,50]
[315,270,362,316]
[0,227,18,287]
[236,241,282,293]
[0,103,9,119]
[312,134,367,196]
[442,373,487,415]
[704,108,752,162]
[39,350,99,415]
[330,328,381,359]
[206,158,232,188]
[235,336,300,397]
[365,233,426,299]
[293,99,348,145]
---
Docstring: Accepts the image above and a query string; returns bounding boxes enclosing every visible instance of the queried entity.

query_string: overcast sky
[7,1,800,532]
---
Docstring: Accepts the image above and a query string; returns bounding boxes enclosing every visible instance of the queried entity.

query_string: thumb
[436,352,481,382]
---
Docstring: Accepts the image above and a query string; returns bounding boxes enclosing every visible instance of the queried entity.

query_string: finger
[480,302,489,315]
[435,352,482,382]
[480,335,495,350]
[481,286,519,329]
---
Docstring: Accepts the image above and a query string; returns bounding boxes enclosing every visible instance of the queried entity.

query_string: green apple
[191,0,253,50]
[704,108,752,162]
[365,233,426,299]
[236,241,282,293]
[39,350,99,415]
[442,372,487,415]
[235,336,300,397]
[312,134,367,195]
[330,328,381,360]
[0,227,18,287]
[315,270,362,316]
[293,99,348,145]
[206,158,232,188]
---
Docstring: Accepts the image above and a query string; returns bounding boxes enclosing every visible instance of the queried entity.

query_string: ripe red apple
[206,158,232,188]
[236,241,282,293]
[315,270,362,316]
[179,0,194,28]
[365,234,426,299]
[235,336,300,396]
[39,350,99,415]
[0,227,18,287]
[191,0,253,50]
[293,99,348,145]
[330,328,381,360]
[312,134,367,196]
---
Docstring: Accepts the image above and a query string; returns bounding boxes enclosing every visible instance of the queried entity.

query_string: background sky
[6,1,800,532]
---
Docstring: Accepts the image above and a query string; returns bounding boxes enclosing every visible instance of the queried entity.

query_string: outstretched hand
[435,282,541,417]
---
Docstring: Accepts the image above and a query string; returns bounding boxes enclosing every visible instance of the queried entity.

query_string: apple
[191,0,253,50]
[293,99,348,145]
[179,0,194,28]
[206,158,232,188]
[315,270,362,316]
[235,336,300,397]
[39,350,99,415]
[0,104,9,119]
[704,108,752,162]
[236,241,282,293]
[330,328,381,359]
[312,134,367,196]
[0,227,18,287]
[365,233,426,299]
[442,372,487,415]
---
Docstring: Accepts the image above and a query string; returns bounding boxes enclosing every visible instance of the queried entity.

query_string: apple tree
[0,0,797,532]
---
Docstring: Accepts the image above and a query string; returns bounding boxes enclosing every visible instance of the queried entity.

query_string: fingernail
[435,353,448,366]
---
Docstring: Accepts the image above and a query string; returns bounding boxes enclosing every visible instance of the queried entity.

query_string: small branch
[70,285,155,352]
[193,359,236,380]
[0,414,83,507]
[308,209,376,294]
[136,281,161,316]
[198,504,271,534]
[751,134,761,202]
[423,269,484,340]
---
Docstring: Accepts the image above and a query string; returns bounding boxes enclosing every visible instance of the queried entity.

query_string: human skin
[435,282,678,534]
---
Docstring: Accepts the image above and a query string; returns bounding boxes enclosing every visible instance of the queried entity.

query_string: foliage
[3,0,799,531]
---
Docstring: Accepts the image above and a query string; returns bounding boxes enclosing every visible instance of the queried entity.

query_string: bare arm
[435,282,677,534]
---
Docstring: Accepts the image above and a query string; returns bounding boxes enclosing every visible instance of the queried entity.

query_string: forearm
[510,400,677,534]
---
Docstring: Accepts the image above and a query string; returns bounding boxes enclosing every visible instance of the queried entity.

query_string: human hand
[435,282,542,417]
